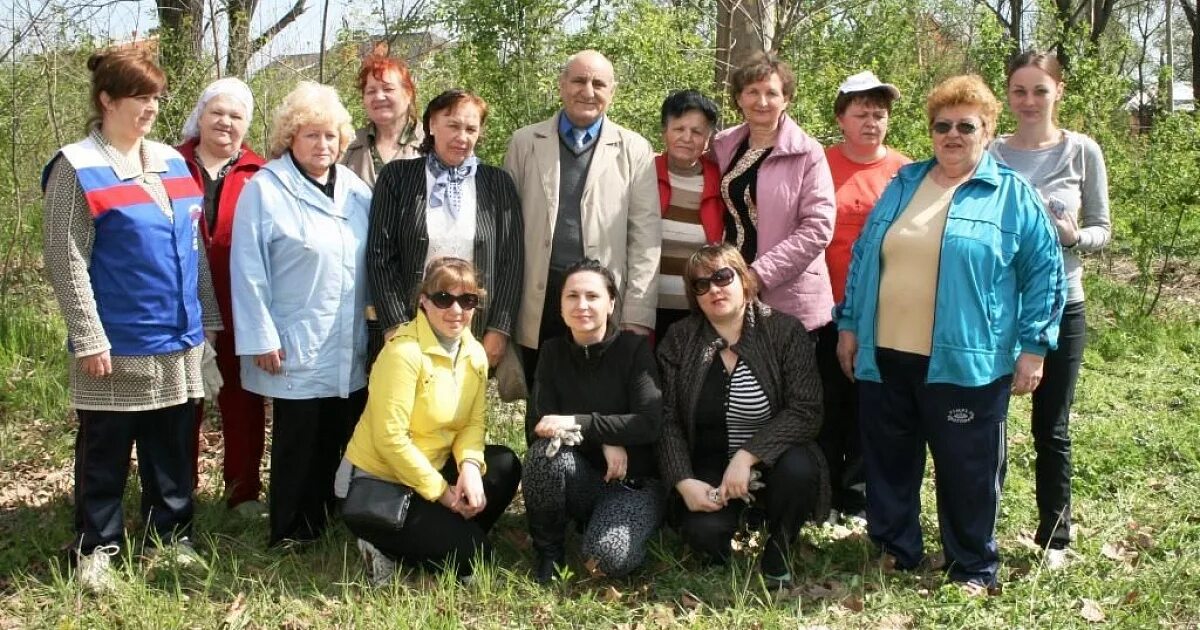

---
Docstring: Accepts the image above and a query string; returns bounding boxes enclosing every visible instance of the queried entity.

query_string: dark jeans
[673,446,823,564]
[859,349,1011,586]
[346,445,521,577]
[74,401,195,555]
[1031,300,1086,549]
[813,322,864,516]
[269,389,366,546]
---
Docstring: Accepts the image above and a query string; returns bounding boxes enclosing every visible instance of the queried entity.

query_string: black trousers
[1030,301,1086,549]
[346,445,521,577]
[859,349,1010,586]
[520,268,568,388]
[74,401,195,555]
[813,322,865,516]
[674,446,823,564]
[269,389,366,546]
[654,307,691,345]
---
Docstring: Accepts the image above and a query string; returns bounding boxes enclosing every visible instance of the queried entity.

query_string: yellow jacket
[345,310,489,501]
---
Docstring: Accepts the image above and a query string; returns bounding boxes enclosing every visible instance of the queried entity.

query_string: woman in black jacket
[523,259,663,583]
[366,89,523,369]
[657,243,829,588]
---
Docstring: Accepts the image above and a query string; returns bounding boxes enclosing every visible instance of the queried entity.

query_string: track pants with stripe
[859,348,1011,586]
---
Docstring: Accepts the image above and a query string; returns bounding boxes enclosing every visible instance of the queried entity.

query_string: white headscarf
[181,77,255,141]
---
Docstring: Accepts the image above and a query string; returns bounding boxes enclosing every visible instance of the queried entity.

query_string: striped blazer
[367,156,524,339]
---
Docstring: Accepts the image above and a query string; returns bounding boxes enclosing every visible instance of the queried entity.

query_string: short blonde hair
[267,81,354,159]
[925,75,1000,138]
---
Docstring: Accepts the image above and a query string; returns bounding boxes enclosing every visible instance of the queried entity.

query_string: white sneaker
[77,544,120,594]
[358,539,396,586]
[1044,548,1072,570]
[232,500,268,519]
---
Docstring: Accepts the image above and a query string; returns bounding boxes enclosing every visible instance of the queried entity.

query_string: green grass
[1,270,1198,628]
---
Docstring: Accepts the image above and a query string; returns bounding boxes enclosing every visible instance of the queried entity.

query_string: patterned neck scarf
[426,153,478,220]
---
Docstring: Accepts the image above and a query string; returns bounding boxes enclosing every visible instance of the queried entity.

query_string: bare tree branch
[250,0,306,55]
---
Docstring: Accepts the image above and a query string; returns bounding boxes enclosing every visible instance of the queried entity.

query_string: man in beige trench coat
[503,49,661,386]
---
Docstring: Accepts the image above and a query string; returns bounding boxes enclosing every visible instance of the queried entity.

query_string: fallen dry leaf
[532,604,554,626]
[1079,598,1106,623]
[797,580,849,601]
[679,592,703,610]
[1101,541,1136,562]
[647,604,675,628]
[221,592,248,629]
[1122,590,1140,605]
[1130,530,1155,550]
[841,595,865,612]
[876,613,913,630]
[602,585,623,603]
[583,557,606,577]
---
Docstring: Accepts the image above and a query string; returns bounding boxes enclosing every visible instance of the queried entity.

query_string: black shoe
[528,511,568,585]
[534,549,567,584]
[760,537,792,590]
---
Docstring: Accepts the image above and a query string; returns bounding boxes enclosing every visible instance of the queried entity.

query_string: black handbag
[342,474,414,532]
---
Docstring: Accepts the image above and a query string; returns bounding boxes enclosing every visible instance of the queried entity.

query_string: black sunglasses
[690,267,737,296]
[931,120,980,135]
[428,291,480,310]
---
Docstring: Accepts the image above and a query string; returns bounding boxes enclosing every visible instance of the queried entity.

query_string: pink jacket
[712,114,836,330]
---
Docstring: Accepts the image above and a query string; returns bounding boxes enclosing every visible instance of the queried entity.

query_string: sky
[0,0,361,69]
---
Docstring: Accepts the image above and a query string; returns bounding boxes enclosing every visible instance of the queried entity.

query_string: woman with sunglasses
[657,243,827,589]
[366,89,522,371]
[340,257,521,585]
[523,258,663,584]
[835,75,1065,592]
[990,51,1111,570]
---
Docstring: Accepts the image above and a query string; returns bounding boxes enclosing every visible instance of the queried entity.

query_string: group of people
[44,43,1109,595]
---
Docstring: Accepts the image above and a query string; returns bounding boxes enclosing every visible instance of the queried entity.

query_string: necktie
[572,128,589,150]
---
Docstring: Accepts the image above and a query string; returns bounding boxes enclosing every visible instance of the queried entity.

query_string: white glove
[544,424,584,458]
[201,340,223,401]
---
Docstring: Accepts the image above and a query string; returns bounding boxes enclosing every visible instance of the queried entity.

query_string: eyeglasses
[428,291,480,310]
[931,120,981,135]
[690,267,737,295]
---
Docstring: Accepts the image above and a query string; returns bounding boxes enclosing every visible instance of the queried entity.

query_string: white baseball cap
[838,71,901,100]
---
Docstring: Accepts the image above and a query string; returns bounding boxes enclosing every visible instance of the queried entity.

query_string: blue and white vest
[43,137,206,356]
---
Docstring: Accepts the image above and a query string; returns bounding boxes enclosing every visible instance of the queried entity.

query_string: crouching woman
[657,243,829,588]
[340,257,521,584]
[523,259,665,583]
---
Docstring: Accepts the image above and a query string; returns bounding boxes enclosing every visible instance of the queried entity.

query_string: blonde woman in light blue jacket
[230,81,373,547]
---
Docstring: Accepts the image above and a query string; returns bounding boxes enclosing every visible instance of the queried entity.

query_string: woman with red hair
[343,53,425,367]
[342,53,423,187]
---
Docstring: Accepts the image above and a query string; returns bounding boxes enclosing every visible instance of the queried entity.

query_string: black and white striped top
[725,359,772,455]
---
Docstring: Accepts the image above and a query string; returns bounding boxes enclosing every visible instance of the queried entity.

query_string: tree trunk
[156,0,204,77]
[225,0,306,77]
[225,0,256,78]
[1053,0,1116,70]
[1183,0,1200,104]
[715,0,774,97]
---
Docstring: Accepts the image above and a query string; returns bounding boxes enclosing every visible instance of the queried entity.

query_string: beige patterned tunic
[42,130,223,412]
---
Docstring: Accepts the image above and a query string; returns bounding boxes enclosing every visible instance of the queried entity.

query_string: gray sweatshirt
[990,130,1111,303]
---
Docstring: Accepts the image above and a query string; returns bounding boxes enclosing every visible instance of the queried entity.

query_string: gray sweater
[990,130,1111,303]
